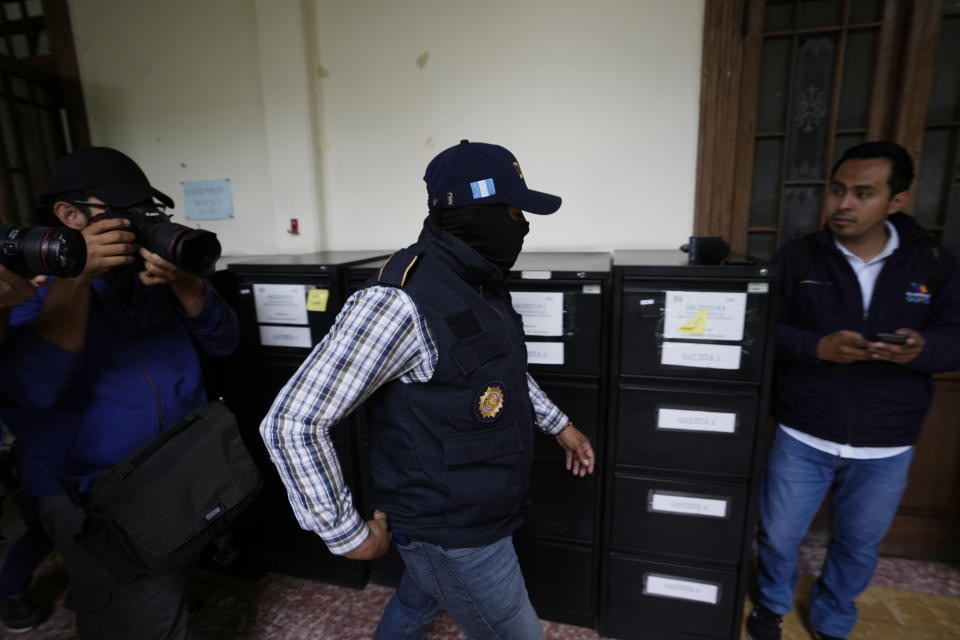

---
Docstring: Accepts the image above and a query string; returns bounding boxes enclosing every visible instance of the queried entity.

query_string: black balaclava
[431,203,529,272]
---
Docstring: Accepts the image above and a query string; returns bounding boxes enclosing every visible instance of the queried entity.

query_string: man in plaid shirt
[261,140,594,639]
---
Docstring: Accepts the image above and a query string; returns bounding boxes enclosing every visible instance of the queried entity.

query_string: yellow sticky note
[678,307,708,335]
[306,288,330,312]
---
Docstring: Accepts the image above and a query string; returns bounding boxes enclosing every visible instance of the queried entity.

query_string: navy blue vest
[363,220,535,547]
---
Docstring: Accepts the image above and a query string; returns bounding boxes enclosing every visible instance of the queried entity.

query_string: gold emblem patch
[512,162,523,179]
[478,385,505,420]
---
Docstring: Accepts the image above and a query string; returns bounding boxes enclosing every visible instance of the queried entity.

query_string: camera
[92,205,221,276]
[0,224,87,277]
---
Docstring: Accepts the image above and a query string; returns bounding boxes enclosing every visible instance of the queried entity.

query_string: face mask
[433,204,529,271]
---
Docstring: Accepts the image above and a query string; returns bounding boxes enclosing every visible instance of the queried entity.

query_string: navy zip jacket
[772,212,960,446]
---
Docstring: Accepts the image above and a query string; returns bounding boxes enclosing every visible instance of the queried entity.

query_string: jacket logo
[475,383,505,422]
[905,282,931,304]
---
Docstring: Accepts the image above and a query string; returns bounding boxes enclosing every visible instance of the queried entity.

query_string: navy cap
[424,140,561,214]
[45,146,174,208]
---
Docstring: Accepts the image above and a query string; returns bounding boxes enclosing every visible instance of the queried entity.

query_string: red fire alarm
[287,218,299,235]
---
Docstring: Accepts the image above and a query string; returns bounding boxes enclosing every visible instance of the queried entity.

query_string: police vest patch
[475,383,505,422]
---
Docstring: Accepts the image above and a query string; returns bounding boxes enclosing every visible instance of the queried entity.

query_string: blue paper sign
[182,179,234,220]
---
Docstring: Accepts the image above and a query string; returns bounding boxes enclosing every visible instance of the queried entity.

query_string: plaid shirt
[259,285,570,555]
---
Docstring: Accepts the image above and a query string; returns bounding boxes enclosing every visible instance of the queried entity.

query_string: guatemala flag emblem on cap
[470,178,496,199]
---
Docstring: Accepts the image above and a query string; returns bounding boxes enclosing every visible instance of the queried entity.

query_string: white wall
[314,0,705,252]
[69,0,705,255]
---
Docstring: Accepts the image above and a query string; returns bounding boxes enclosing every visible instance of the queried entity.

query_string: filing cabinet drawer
[519,462,597,543]
[618,282,771,382]
[507,282,606,376]
[605,554,737,639]
[515,538,597,624]
[615,384,758,477]
[611,475,748,564]
[533,380,601,463]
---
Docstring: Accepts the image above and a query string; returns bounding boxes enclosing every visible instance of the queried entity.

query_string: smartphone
[873,332,908,344]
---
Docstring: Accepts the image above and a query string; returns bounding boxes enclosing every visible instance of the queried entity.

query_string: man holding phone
[746,142,960,640]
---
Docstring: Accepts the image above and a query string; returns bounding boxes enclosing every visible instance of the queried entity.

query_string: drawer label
[525,342,564,365]
[644,573,720,605]
[657,408,737,434]
[660,342,742,370]
[253,283,309,325]
[511,291,563,336]
[663,290,746,341]
[649,490,729,519]
[259,325,312,348]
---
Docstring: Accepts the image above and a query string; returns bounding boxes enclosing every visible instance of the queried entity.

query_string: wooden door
[696,0,960,560]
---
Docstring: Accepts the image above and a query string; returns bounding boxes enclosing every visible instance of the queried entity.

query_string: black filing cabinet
[507,252,612,629]
[600,251,776,640]
[211,251,387,588]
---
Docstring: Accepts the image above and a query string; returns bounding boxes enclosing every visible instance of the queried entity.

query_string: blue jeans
[756,428,913,638]
[374,535,544,640]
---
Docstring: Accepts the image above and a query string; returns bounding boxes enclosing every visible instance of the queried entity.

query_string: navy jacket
[364,220,535,548]
[772,213,960,446]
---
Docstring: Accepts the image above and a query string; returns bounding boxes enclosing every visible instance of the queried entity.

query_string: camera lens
[0,224,87,277]
[143,222,221,275]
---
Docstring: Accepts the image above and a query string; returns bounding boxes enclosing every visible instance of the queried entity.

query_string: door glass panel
[782,186,823,242]
[747,232,778,262]
[758,38,792,132]
[832,133,866,167]
[765,0,796,32]
[914,129,953,227]
[943,183,960,252]
[798,0,842,28]
[849,0,884,23]
[0,98,20,167]
[925,16,960,123]
[750,139,784,226]
[837,30,878,131]
[10,34,29,59]
[787,36,836,179]
[10,77,29,100]
[10,172,31,226]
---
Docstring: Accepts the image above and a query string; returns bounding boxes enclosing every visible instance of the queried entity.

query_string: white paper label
[253,283,309,325]
[660,342,742,370]
[657,408,737,434]
[663,291,747,341]
[511,291,563,336]
[582,284,601,295]
[526,342,564,365]
[520,270,552,280]
[644,574,720,605]
[259,325,312,348]
[650,491,729,519]
[747,282,769,293]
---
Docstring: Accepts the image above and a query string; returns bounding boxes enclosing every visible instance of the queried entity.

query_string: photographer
[0,147,239,640]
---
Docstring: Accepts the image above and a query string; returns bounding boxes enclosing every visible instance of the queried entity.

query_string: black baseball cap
[424,140,561,214]
[45,146,174,208]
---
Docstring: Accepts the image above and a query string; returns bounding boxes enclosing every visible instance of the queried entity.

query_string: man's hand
[555,423,595,477]
[344,510,391,560]
[866,328,924,365]
[0,266,46,308]
[139,248,206,316]
[816,330,869,363]
[78,217,137,281]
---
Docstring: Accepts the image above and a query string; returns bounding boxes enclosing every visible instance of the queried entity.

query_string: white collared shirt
[781,221,912,460]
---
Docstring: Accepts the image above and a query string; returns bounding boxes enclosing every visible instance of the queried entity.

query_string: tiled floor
[2,504,958,639]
